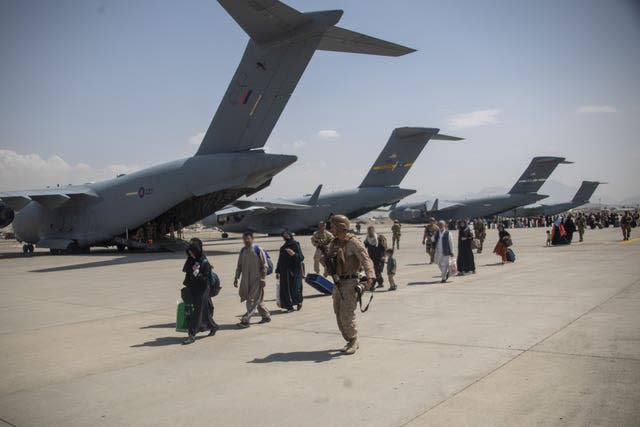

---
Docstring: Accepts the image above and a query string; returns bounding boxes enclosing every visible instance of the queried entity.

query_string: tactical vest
[330,234,361,276]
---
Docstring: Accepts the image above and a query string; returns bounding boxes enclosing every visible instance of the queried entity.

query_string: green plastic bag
[176,300,193,332]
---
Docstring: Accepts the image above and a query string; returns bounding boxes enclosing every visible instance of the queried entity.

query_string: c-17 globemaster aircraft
[203,127,463,235]
[0,0,415,254]
[503,180,604,218]
[389,156,573,223]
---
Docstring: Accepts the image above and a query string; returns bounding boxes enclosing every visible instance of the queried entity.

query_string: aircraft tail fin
[308,184,322,205]
[431,198,439,212]
[571,181,602,204]
[508,157,572,194]
[359,127,463,188]
[196,1,415,155]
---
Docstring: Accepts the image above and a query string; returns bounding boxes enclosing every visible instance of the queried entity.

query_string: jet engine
[0,204,15,228]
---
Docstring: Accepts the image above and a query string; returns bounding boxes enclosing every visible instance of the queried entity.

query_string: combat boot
[344,339,359,355]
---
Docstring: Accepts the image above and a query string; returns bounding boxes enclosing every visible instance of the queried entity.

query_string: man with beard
[364,225,387,289]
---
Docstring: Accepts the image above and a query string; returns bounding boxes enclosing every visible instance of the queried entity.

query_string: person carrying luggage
[181,238,218,345]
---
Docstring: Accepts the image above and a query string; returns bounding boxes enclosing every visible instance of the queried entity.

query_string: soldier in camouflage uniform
[620,211,632,241]
[325,215,374,355]
[311,221,334,276]
[575,213,586,242]
[473,217,487,253]
[391,220,402,250]
[422,217,438,264]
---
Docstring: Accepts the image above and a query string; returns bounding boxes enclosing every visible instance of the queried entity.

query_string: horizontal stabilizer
[318,26,416,57]
[431,134,464,141]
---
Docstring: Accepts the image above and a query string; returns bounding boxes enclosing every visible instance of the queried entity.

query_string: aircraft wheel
[116,244,126,253]
[27,244,35,253]
[50,248,62,255]
[221,233,229,239]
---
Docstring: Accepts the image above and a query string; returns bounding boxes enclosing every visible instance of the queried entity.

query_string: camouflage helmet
[330,214,351,231]
[429,217,436,222]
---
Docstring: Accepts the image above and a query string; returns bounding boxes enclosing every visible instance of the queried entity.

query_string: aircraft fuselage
[210,186,416,234]
[390,193,547,224]
[12,152,295,249]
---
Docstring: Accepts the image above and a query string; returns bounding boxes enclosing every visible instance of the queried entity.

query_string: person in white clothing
[433,220,455,283]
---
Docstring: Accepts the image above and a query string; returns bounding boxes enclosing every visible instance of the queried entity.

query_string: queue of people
[177,208,630,351]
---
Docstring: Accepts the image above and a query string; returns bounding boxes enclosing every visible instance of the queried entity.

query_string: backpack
[201,259,221,297]
[242,245,274,275]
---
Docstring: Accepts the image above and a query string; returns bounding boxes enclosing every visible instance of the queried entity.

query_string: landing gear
[221,232,229,239]
[22,244,34,255]
[116,244,126,253]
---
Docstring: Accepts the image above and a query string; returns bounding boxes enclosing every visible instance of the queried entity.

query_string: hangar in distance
[0,0,415,254]
[204,127,462,235]
[389,156,573,223]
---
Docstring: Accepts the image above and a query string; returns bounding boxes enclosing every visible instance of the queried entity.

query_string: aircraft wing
[233,199,310,210]
[0,187,99,210]
[436,202,465,212]
[216,198,310,217]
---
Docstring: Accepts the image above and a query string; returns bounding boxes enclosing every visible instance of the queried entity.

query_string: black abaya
[457,227,476,273]
[182,257,218,338]
[275,239,305,310]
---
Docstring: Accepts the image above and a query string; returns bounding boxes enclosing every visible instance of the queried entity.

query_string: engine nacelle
[0,204,15,228]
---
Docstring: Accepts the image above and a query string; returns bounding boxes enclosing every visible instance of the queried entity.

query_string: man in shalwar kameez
[234,231,271,328]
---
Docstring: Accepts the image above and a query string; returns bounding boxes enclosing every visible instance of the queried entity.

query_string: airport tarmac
[0,225,638,427]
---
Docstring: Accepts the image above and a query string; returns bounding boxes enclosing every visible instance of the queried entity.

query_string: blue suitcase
[305,273,334,295]
[506,248,516,262]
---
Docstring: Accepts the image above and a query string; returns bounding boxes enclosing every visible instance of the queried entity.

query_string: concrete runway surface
[0,225,638,427]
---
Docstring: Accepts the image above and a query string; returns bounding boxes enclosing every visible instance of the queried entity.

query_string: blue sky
[1,0,639,203]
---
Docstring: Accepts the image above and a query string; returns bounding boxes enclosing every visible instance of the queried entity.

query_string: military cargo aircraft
[504,180,603,217]
[0,0,415,254]
[389,156,572,223]
[203,127,462,235]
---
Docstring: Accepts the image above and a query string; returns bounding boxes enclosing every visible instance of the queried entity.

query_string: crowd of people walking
[177,209,635,351]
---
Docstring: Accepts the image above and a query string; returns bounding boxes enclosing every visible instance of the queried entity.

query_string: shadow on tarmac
[407,280,442,286]
[247,349,342,364]
[130,336,186,347]
[132,324,238,347]
[26,250,236,273]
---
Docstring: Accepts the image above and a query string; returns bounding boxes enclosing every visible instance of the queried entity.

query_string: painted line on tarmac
[621,237,639,245]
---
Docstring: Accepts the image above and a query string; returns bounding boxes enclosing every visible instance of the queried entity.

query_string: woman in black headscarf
[181,238,218,345]
[456,220,476,275]
[275,230,305,313]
